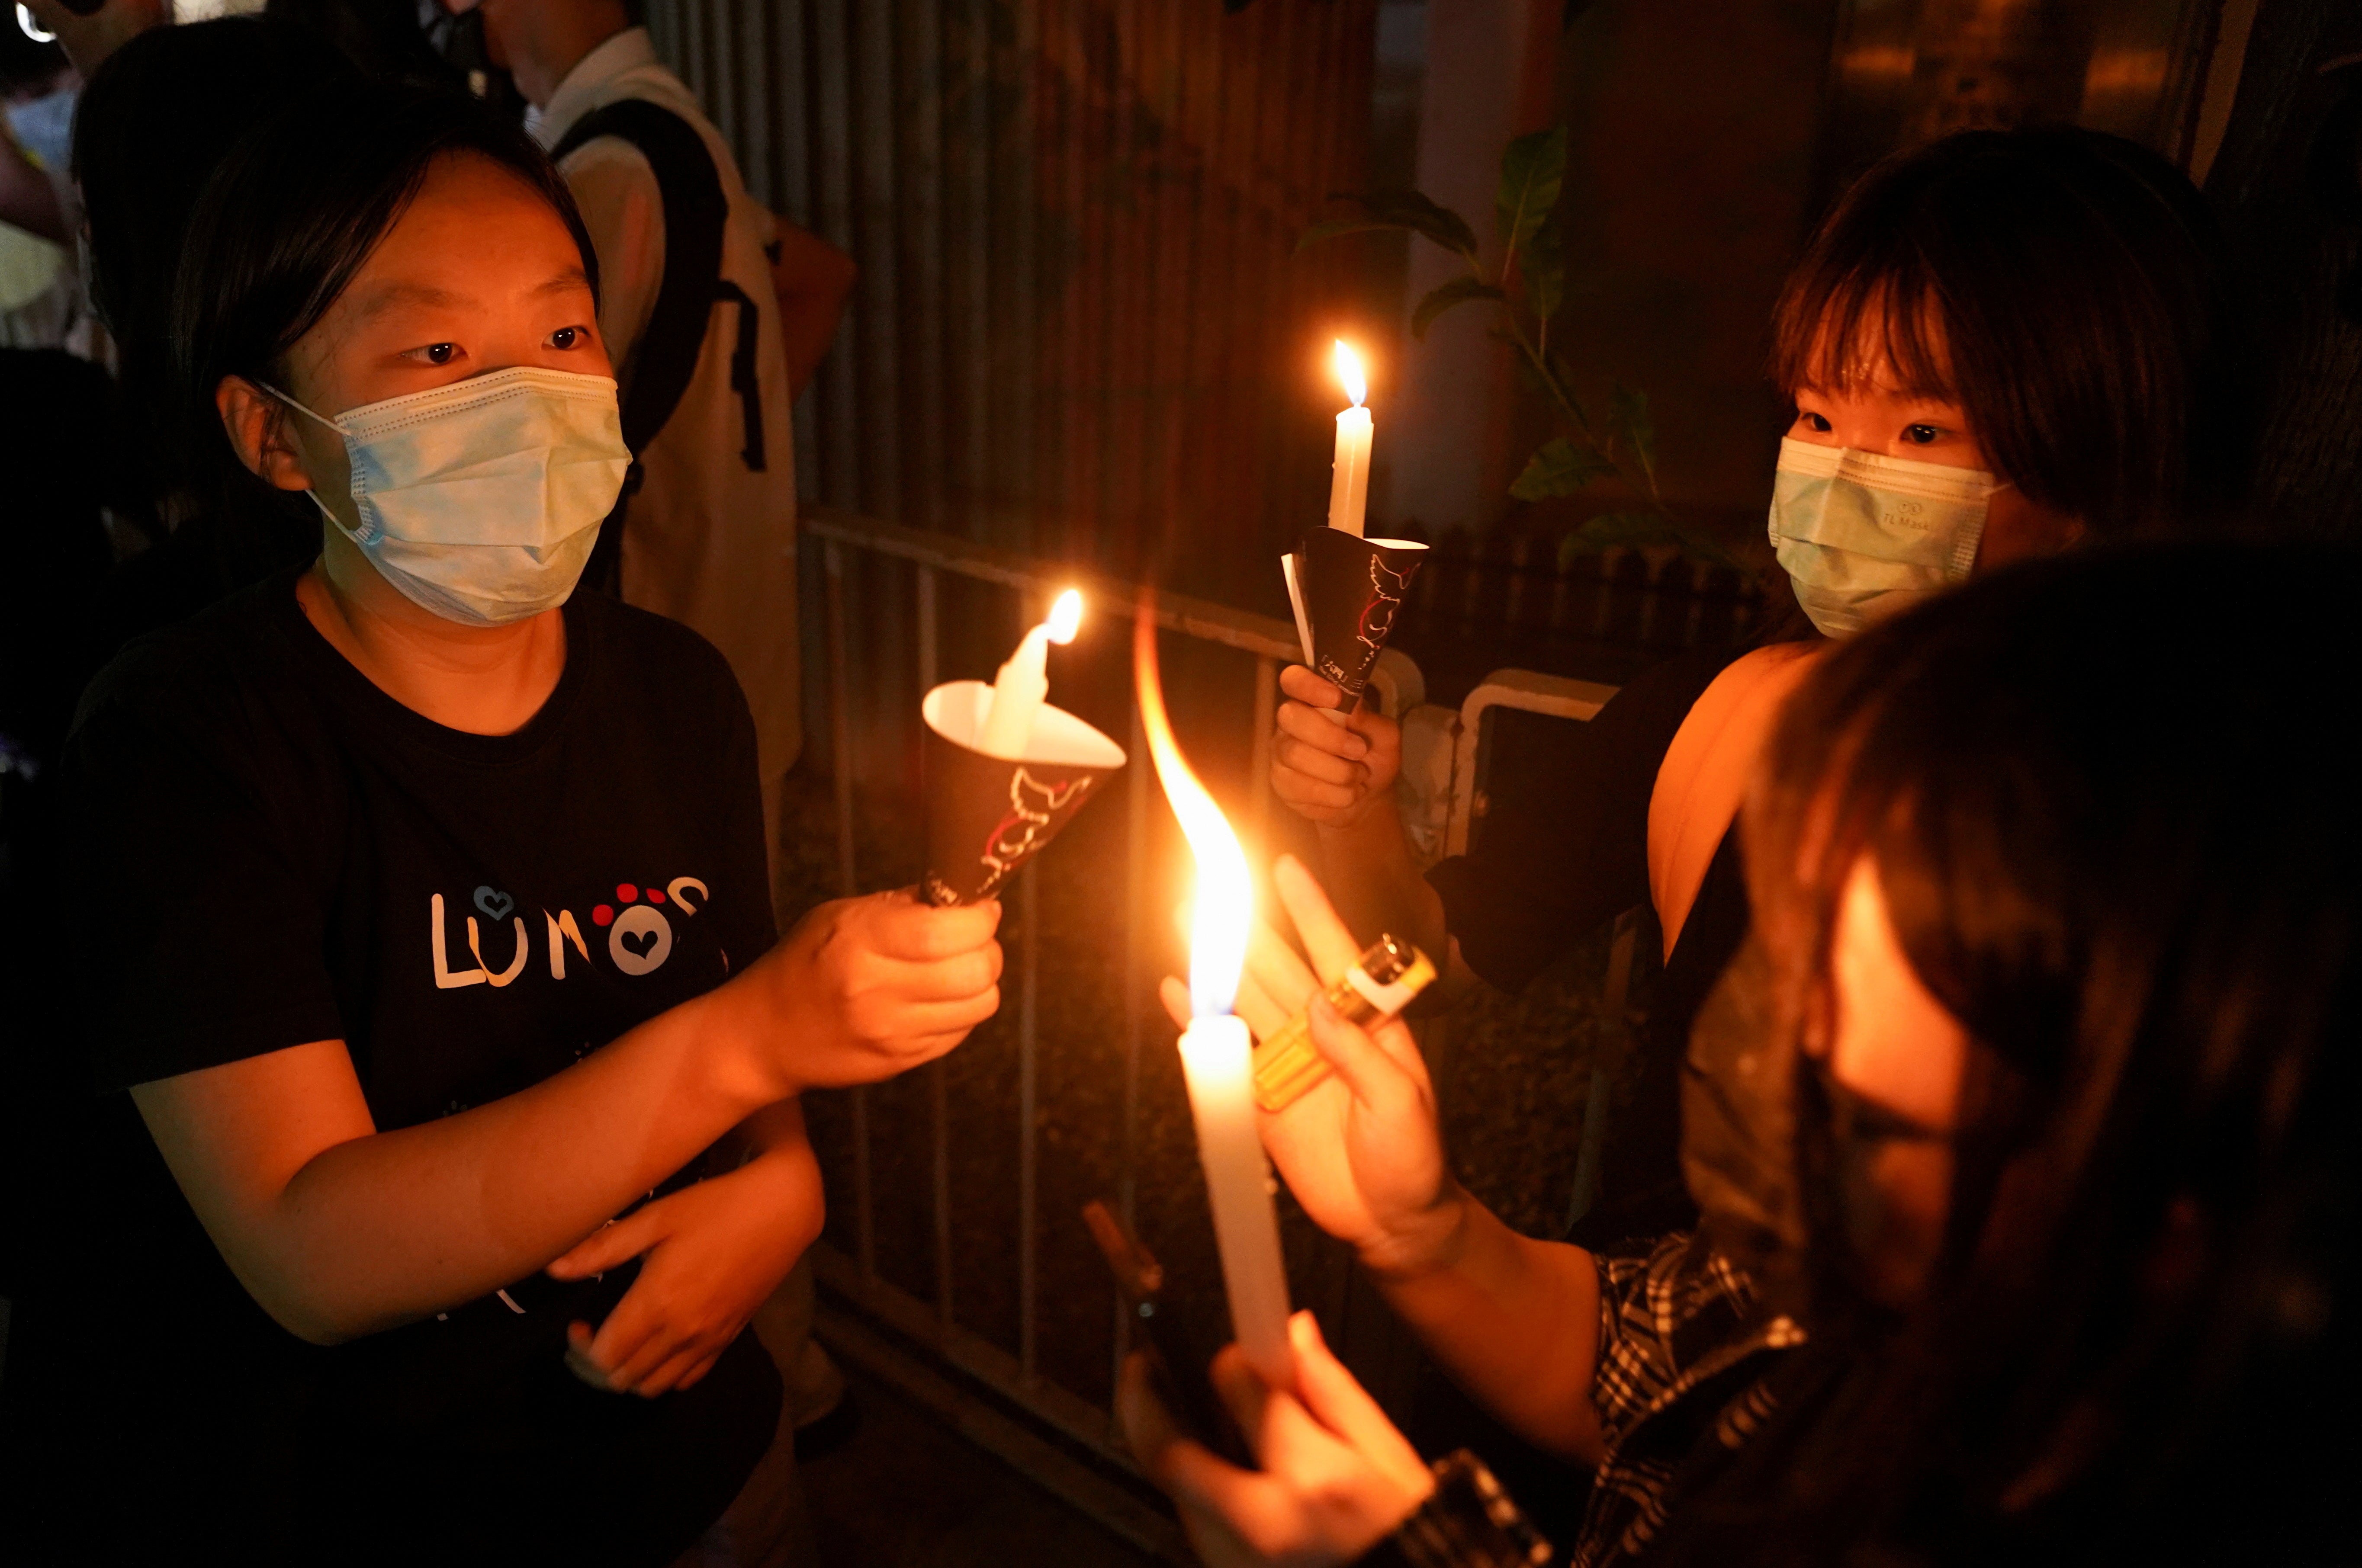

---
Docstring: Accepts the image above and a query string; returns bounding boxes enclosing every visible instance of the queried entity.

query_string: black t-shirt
[1425,647,1756,1245]
[51,571,783,1565]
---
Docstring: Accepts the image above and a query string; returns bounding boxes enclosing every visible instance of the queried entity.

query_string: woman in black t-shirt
[1269,127,2250,1246]
[31,88,1002,1566]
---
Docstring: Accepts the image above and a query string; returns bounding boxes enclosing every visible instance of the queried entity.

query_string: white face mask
[268,367,632,627]
[1768,437,2000,638]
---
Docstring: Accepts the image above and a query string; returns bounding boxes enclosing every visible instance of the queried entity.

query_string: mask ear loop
[251,380,360,533]
[252,379,343,432]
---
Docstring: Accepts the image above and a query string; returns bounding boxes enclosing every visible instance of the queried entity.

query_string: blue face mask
[1768,437,1999,638]
[268,367,631,627]
[3,86,76,173]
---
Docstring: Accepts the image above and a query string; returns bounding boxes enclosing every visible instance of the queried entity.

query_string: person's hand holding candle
[1159,855,1461,1279]
[737,889,1005,1090]
[1268,665,1403,829]
[1118,1309,1434,1568]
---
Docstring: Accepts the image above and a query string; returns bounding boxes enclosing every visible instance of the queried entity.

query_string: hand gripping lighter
[1251,934,1435,1113]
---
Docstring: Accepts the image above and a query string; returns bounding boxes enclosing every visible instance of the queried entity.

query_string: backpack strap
[551,98,729,593]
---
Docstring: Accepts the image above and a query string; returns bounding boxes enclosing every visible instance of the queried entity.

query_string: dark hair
[72,17,356,519]
[0,9,67,94]
[1686,542,2362,1563]
[260,0,471,92]
[170,82,600,529]
[1771,128,2248,539]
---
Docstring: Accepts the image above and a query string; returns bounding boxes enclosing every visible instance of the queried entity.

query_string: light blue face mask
[3,86,76,173]
[1767,437,2001,638]
[267,367,630,628]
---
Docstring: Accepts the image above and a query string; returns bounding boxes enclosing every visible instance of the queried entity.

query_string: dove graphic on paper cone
[920,681,1126,906]
[1281,528,1429,705]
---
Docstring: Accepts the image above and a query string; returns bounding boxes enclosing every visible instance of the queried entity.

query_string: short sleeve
[62,657,345,1090]
[562,137,668,382]
[1427,647,1737,992]
[1587,1231,1759,1447]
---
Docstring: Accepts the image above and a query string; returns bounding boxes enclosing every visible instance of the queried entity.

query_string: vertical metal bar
[1569,906,1642,1231]
[855,0,903,519]
[823,539,875,1278]
[1247,654,1276,862]
[1112,697,1150,1407]
[824,541,859,897]
[810,0,856,507]
[954,0,991,539]
[916,564,939,693]
[918,561,951,1326]
[930,1061,954,1329]
[1018,859,1041,1381]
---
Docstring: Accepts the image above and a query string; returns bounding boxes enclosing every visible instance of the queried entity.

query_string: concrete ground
[802,1365,1163,1568]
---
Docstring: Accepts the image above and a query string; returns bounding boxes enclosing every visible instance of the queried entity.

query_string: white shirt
[536,29,802,782]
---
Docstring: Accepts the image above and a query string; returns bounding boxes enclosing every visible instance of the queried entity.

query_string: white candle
[1135,600,1295,1391]
[977,588,1083,759]
[1326,340,1371,537]
[1179,1013,1293,1387]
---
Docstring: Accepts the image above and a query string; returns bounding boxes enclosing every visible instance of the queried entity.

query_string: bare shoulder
[1666,643,1827,786]
[1696,641,1826,719]
[1648,642,1829,950]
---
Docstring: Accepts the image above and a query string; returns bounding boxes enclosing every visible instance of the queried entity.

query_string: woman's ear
[215,376,315,493]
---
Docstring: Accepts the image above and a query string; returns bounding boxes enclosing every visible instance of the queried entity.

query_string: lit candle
[1135,601,1293,1388]
[977,588,1083,760]
[1326,340,1372,537]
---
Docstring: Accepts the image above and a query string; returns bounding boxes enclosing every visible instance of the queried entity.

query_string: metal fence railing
[797,509,1620,1560]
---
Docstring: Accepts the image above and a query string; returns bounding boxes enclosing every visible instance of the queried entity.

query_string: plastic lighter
[1250,934,1436,1112]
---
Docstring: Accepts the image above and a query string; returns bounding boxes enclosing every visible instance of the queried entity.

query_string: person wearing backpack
[441,0,852,895]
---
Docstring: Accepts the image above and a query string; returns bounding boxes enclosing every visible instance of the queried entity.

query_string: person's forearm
[140,978,795,1346]
[1315,793,1448,962]
[1365,1191,1604,1462]
[714,1092,810,1171]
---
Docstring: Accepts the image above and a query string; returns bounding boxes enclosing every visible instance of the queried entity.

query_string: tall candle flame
[1333,340,1366,410]
[1134,596,1253,1017]
[1047,588,1083,644]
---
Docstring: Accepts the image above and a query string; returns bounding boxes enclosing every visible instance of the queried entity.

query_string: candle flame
[1134,596,1253,1018]
[1333,340,1366,410]
[1047,588,1083,645]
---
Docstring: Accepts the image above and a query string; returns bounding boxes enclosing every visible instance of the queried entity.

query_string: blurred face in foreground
[1808,856,1970,1305]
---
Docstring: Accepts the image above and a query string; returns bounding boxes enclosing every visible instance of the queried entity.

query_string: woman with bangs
[1264,125,2249,1247]
[1123,540,2358,1568]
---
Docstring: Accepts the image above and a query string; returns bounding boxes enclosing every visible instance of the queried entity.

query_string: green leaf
[1555,511,1685,568]
[1607,383,1655,484]
[1522,214,1565,323]
[1412,276,1506,340]
[1297,189,1479,262]
[1509,438,1616,500]
[1495,126,1568,268]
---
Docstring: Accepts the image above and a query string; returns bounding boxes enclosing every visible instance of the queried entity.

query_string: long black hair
[1771,128,2249,539]
[1671,541,2359,1564]
[169,81,601,532]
